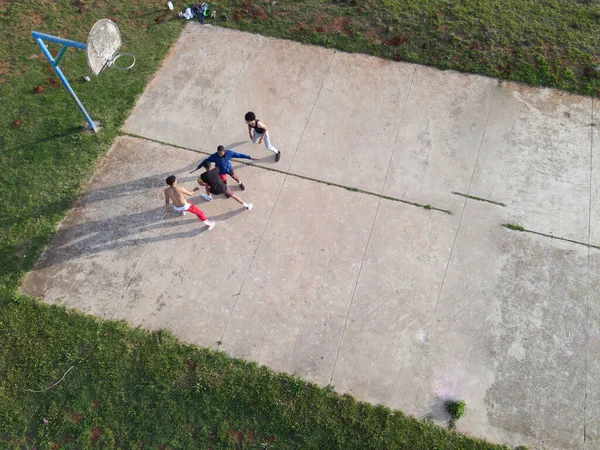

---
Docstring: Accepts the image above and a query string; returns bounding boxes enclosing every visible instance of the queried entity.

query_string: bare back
[164,185,188,207]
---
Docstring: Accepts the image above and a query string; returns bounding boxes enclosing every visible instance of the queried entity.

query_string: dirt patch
[45,77,60,89]
[90,400,100,411]
[385,35,406,47]
[65,408,82,424]
[331,17,351,36]
[0,61,8,83]
[30,13,43,26]
[76,0,89,14]
[226,429,244,445]
[185,359,197,372]
[251,6,268,20]
[90,427,102,441]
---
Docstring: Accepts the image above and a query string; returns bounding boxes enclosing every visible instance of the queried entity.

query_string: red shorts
[219,170,234,182]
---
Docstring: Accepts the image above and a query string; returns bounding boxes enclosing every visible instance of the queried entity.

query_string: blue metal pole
[55,45,68,66]
[31,32,97,132]
[31,32,86,50]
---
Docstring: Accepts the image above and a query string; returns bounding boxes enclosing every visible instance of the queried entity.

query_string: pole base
[81,120,103,134]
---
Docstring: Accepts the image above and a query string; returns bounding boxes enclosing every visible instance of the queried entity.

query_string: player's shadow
[29,163,252,269]
[225,141,247,149]
[206,206,246,222]
[32,205,208,269]
[80,167,191,205]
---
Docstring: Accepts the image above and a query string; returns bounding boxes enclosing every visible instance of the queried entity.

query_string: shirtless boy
[164,175,215,230]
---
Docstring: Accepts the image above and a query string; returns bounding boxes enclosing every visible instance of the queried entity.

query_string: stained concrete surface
[22,25,600,449]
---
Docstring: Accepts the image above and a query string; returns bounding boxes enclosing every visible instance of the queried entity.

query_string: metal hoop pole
[31,32,97,132]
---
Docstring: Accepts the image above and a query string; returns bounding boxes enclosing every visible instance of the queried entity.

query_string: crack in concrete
[582,97,593,450]
[452,191,506,207]
[109,38,258,323]
[218,48,338,348]
[119,131,453,215]
[329,64,418,385]
[501,224,600,250]
[431,83,499,323]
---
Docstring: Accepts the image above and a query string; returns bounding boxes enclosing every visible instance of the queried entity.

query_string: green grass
[211,0,600,95]
[1,296,507,449]
[1,0,595,447]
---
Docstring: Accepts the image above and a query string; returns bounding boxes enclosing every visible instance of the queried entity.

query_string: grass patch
[210,0,600,95]
[0,296,507,449]
[502,223,526,231]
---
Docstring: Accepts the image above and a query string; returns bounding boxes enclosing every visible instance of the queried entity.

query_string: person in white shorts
[164,175,215,230]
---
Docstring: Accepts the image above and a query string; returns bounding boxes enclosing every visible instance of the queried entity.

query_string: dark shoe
[239,183,246,191]
[275,151,281,162]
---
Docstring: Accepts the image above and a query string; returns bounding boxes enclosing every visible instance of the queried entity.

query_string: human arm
[248,124,253,140]
[227,150,254,161]
[181,187,199,196]
[190,156,211,173]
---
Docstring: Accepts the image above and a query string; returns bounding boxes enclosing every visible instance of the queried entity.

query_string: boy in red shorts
[164,175,215,230]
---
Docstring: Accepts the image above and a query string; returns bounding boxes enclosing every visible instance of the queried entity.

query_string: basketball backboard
[86,19,122,76]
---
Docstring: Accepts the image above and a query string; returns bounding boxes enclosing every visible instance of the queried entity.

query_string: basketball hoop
[32,19,135,133]
[86,19,135,76]
[109,53,136,71]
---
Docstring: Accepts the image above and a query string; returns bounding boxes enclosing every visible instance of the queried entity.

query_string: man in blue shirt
[190,145,257,191]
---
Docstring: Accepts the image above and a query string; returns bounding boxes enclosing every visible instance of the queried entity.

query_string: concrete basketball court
[21,25,600,449]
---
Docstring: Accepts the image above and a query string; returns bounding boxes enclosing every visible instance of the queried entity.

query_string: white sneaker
[206,221,216,231]
[201,194,213,202]
[245,203,253,210]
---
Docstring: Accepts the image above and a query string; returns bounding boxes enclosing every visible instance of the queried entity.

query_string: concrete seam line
[118,131,453,215]
[379,63,417,197]
[430,194,468,325]
[501,224,600,250]
[451,191,506,207]
[582,97,593,449]
[328,64,417,385]
[217,176,288,346]
[431,83,499,323]
[466,82,499,196]
[109,212,170,320]
[219,48,338,346]
[329,196,382,385]
[183,36,254,184]
[284,48,337,173]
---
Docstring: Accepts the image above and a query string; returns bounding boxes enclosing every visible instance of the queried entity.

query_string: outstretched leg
[262,131,279,155]
[187,202,216,230]
[228,190,253,210]
[187,203,207,221]
[228,171,246,191]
